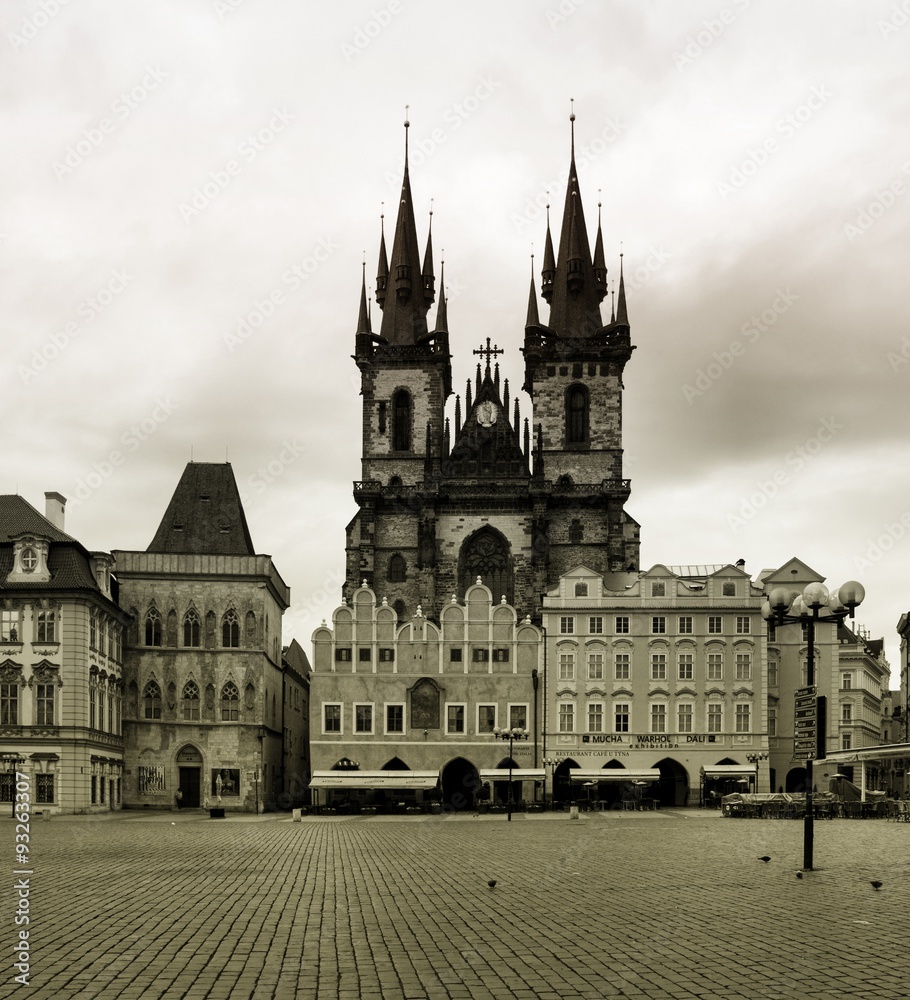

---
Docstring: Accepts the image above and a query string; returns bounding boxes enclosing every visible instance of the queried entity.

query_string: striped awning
[309,771,439,790]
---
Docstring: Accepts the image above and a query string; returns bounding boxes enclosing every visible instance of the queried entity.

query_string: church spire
[545,107,603,338]
[540,203,556,303]
[526,255,541,328]
[377,114,433,345]
[356,259,372,335]
[592,195,607,301]
[375,207,388,308]
[433,259,448,334]
[615,252,629,327]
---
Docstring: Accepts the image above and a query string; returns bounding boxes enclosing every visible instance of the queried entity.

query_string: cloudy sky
[4,0,909,684]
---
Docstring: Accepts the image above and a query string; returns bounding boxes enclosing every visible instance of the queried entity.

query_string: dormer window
[7,535,51,584]
[21,549,38,572]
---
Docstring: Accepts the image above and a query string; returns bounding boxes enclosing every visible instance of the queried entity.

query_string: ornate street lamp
[493,727,530,821]
[762,579,864,870]
[746,751,769,792]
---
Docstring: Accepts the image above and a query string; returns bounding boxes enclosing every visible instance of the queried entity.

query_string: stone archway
[458,526,513,605]
[786,767,807,793]
[653,757,690,807]
[553,758,580,804]
[441,758,480,811]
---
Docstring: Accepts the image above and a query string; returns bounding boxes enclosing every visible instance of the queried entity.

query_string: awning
[569,769,661,783]
[309,771,439,790]
[480,769,546,781]
[700,765,756,779]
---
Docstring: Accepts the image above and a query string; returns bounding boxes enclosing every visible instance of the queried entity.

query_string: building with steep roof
[0,492,129,813]
[112,462,293,812]
[345,116,640,626]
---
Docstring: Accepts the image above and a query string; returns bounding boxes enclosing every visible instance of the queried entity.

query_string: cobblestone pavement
[1,809,908,1000]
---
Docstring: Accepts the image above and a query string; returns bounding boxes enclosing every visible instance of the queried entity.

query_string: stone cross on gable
[472,338,504,367]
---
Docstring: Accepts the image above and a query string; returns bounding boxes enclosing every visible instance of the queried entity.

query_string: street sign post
[793,686,817,761]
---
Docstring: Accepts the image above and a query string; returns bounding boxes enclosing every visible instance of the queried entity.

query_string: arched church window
[222,610,240,648]
[221,682,239,721]
[143,681,162,720]
[183,609,200,647]
[459,528,513,606]
[182,681,200,720]
[388,554,406,582]
[566,385,589,444]
[392,390,412,451]
[144,607,162,647]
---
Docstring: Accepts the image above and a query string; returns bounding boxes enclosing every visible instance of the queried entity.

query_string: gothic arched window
[221,682,239,721]
[566,385,589,445]
[392,390,412,452]
[458,527,513,606]
[388,554,406,582]
[143,681,162,720]
[183,609,200,647]
[144,608,162,647]
[182,681,200,720]
[222,610,240,648]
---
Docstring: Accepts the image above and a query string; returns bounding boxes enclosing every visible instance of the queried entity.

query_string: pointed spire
[356,258,372,335]
[433,258,448,334]
[503,378,509,417]
[475,363,482,397]
[523,417,530,458]
[454,394,461,435]
[593,194,607,301]
[422,200,435,304]
[376,206,388,308]
[466,378,472,410]
[615,252,629,327]
[494,363,500,395]
[526,254,541,327]
[443,416,450,457]
[541,202,556,303]
[514,398,521,441]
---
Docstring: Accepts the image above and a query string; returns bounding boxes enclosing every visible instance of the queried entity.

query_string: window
[768,660,779,687]
[493,648,510,663]
[473,648,490,663]
[735,652,752,681]
[35,775,54,804]
[677,703,693,733]
[36,610,56,643]
[767,621,777,642]
[707,652,724,681]
[392,389,412,451]
[388,554,406,582]
[722,582,736,597]
[800,622,809,642]
[677,653,693,681]
[651,616,666,634]
[36,684,55,726]
[650,653,667,681]
[768,706,777,737]
[379,648,395,662]
[707,703,722,733]
[651,582,666,597]
[574,582,588,597]
[183,609,200,647]
[220,682,239,721]
[707,616,722,634]
[90,610,97,649]
[589,616,604,634]
[145,608,162,647]
[736,616,751,634]
[588,702,604,733]
[447,704,465,734]
[477,705,496,733]
[650,703,666,733]
[841,673,852,690]
[324,704,341,733]
[335,647,352,662]
[587,652,604,680]
[559,616,575,635]
[0,610,19,642]
[841,704,852,723]
[566,385,589,444]
[222,610,240,648]
[386,704,404,734]
[678,616,693,634]
[143,681,162,720]
[0,683,18,725]
[449,648,462,662]
[569,520,583,544]
[355,704,373,733]
[615,616,630,634]
[614,653,630,680]
[614,702,630,733]
[558,652,575,681]
[841,734,852,750]
[509,705,527,729]
[182,681,200,721]
[359,648,372,663]
[735,703,751,733]
[558,702,575,733]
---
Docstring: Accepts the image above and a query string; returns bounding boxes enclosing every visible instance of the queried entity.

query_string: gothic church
[345,116,640,621]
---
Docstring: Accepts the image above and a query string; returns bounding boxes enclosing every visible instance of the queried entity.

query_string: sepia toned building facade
[113,462,293,812]
[0,492,129,814]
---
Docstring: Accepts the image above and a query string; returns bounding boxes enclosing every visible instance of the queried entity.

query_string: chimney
[735,558,746,570]
[45,492,67,530]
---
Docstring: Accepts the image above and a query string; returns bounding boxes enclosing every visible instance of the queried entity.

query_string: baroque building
[113,462,297,812]
[345,117,640,624]
[0,492,129,813]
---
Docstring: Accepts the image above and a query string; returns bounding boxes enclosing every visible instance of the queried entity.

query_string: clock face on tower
[476,401,498,428]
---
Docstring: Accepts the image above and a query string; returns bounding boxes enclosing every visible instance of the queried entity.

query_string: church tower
[345,114,639,622]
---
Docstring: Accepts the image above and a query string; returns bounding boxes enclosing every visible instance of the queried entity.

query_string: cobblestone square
[2,810,907,999]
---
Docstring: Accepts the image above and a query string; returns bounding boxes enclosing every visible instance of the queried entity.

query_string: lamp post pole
[746,751,768,792]
[543,756,560,810]
[763,579,864,871]
[493,727,529,821]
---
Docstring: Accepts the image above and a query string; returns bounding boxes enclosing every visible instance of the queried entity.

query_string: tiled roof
[0,495,75,543]
[147,463,256,556]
